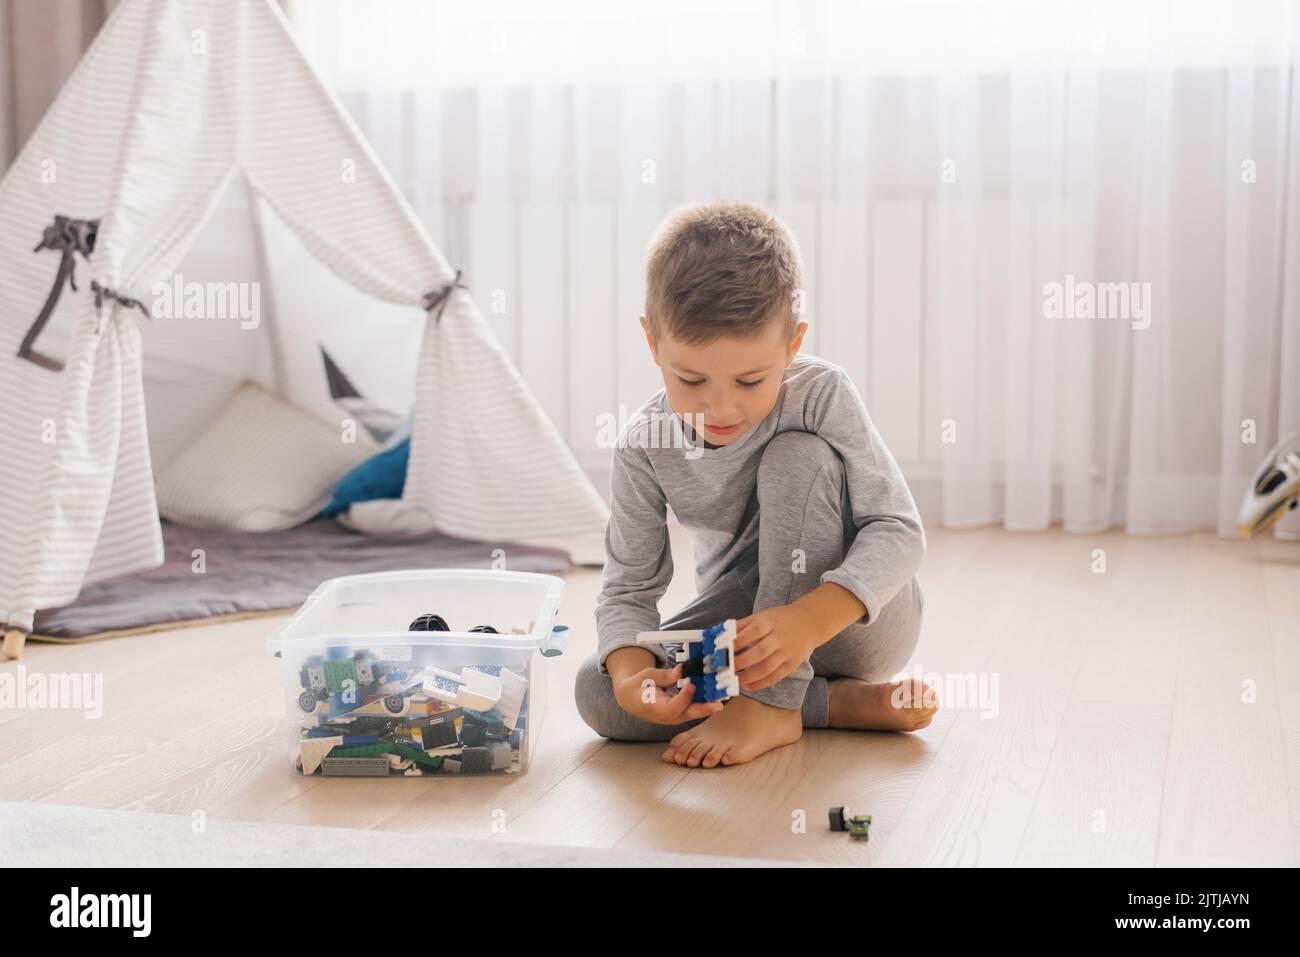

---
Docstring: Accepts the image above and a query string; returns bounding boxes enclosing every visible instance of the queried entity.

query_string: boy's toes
[896,678,938,711]
[669,733,698,765]
[664,730,690,764]
[702,744,726,768]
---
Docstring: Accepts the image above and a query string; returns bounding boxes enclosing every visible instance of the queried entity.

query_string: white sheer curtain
[288,0,1300,537]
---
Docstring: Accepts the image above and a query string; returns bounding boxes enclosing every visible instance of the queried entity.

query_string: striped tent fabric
[0,0,609,646]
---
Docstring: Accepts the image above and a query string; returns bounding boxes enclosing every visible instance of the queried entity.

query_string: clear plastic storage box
[266,569,566,777]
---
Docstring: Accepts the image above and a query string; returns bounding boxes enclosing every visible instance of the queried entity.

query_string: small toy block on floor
[829,806,872,841]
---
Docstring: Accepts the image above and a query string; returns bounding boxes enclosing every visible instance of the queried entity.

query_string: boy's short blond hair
[644,200,803,345]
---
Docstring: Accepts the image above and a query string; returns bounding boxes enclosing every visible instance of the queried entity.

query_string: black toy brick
[460,716,488,747]
[461,748,493,773]
[421,720,459,750]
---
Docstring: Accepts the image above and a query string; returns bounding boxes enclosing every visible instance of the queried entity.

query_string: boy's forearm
[791,581,868,647]
[605,645,656,683]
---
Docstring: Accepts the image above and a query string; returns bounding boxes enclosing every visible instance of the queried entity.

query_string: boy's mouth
[704,422,741,436]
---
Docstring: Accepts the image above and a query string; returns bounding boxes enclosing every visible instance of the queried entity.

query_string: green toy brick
[329,741,444,770]
[322,658,358,694]
[849,815,872,840]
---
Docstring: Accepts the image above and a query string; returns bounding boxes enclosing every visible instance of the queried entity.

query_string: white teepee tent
[0,0,609,657]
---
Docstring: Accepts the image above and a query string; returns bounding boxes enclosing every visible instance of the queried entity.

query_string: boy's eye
[677,376,705,387]
[738,378,764,389]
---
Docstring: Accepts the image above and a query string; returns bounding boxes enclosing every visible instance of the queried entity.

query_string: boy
[574,200,935,769]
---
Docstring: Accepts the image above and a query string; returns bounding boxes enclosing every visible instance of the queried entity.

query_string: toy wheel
[469,625,499,633]
[409,614,450,632]
[297,691,317,712]
[383,694,407,715]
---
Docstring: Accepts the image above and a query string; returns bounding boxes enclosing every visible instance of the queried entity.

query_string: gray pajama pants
[574,430,924,741]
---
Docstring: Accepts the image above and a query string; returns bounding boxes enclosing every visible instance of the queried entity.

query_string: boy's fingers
[685,701,725,719]
[734,618,770,650]
[667,679,695,714]
[739,654,784,689]
[733,638,772,671]
[650,664,681,686]
[744,668,786,692]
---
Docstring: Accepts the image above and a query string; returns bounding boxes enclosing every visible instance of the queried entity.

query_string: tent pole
[2,629,27,660]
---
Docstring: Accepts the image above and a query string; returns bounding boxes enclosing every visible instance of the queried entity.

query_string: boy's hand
[733,605,822,692]
[613,663,726,725]
[734,583,869,691]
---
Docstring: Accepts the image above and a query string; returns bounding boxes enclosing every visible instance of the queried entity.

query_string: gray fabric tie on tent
[18,215,99,372]
[89,279,150,325]
[422,269,466,321]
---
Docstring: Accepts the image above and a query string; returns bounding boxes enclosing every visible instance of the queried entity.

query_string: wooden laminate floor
[2,525,1297,865]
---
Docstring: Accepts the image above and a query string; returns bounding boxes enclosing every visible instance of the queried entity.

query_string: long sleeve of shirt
[594,443,673,674]
[802,366,926,623]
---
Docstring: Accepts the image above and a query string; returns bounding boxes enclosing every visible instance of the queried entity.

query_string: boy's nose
[707,406,741,424]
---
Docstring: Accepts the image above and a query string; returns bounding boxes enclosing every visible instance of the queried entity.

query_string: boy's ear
[640,315,660,364]
[787,321,808,361]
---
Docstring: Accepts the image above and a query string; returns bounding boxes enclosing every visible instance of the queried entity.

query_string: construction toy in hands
[635,619,740,703]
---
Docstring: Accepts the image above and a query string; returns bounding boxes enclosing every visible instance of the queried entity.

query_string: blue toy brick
[326,646,350,660]
[703,622,725,640]
[688,674,708,703]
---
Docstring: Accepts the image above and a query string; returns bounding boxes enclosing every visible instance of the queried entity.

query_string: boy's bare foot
[827,677,938,731]
[662,694,802,768]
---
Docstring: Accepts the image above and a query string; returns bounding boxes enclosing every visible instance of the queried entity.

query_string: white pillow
[156,380,377,533]
[336,499,438,540]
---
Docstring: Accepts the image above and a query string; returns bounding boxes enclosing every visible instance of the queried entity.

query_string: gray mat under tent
[30,518,572,641]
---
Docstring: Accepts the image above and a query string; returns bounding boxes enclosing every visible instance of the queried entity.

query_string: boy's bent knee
[757,431,843,499]
[865,577,925,678]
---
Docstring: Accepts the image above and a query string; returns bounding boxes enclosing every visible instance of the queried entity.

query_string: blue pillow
[322,438,410,517]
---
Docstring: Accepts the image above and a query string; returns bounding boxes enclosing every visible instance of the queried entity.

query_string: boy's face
[640,316,806,446]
